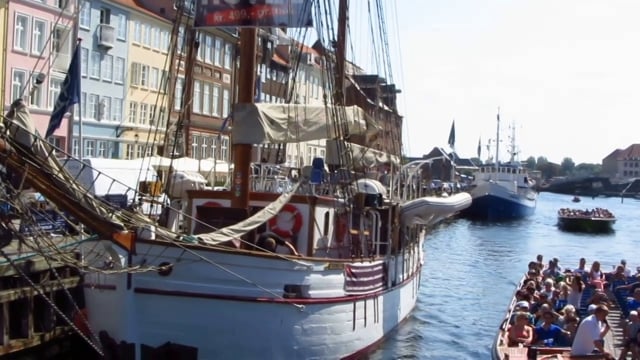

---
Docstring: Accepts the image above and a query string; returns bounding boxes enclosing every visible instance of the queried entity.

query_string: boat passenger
[573,258,588,278]
[507,312,534,347]
[536,254,545,272]
[533,310,571,346]
[589,261,607,291]
[509,301,535,325]
[619,311,640,360]
[543,261,562,281]
[621,259,633,278]
[570,305,613,359]
[540,279,557,303]
[566,274,584,310]
[625,289,640,316]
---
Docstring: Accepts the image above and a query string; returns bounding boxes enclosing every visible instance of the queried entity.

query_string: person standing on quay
[570,305,614,359]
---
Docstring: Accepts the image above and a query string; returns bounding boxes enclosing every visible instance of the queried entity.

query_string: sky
[346,0,640,165]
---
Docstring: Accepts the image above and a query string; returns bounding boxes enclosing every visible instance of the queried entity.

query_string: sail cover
[325,139,401,167]
[232,103,375,144]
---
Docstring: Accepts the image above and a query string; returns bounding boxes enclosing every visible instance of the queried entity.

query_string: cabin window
[323,211,330,237]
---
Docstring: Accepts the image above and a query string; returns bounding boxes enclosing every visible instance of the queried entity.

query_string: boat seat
[501,346,527,359]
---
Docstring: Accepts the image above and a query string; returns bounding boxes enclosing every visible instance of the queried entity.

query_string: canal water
[371,191,640,359]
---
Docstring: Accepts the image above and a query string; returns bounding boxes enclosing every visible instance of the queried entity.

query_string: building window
[193,80,201,113]
[214,37,222,66]
[153,27,160,49]
[125,144,133,159]
[88,94,99,120]
[222,89,230,117]
[97,141,107,157]
[205,35,213,64]
[128,102,137,124]
[113,98,123,123]
[150,67,159,90]
[72,138,79,157]
[56,0,68,10]
[31,19,47,55]
[90,51,101,78]
[136,145,143,159]
[212,85,220,116]
[79,1,91,28]
[84,139,95,158]
[101,54,113,81]
[143,24,151,47]
[220,136,229,161]
[133,21,141,43]
[52,26,71,59]
[140,64,149,87]
[80,92,87,118]
[100,96,111,121]
[117,14,126,40]
[191,135,199,159]
[203,83,211,115]
[11,69,27,102]
[80,48,88,77]
[30,75,43,108]
[99,8,111,25]
[224,42,232,69]
[114,57,125,83]
[48,77,63,110]
[139,103,148,125]
[14,14,29,52]
[174,77,184,110]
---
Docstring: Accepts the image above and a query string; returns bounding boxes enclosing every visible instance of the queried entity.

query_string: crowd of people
[558,207,615,219]
[505,255,640,359]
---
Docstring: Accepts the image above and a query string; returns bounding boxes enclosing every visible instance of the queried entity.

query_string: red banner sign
[195,0,313,28]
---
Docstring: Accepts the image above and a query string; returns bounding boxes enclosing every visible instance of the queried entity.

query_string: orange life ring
[335,215,348,243]
[268,204,303,238]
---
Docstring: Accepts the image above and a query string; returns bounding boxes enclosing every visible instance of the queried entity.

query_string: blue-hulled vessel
[461,112,537,221]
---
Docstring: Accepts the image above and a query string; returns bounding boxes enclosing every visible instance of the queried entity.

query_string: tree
[560,157,575,175]
[525,156,536,170]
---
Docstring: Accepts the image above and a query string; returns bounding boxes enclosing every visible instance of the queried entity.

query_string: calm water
[371,192,640,359]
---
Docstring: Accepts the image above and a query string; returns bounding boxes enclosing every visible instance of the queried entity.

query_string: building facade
[4,0,76,148]
[0,0,7,115]
[74,0,129,158]
[602,144,640,181]
[114,0,171,159]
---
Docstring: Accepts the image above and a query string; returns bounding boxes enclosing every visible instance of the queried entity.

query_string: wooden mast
[230,29,257,208]
[335,0,348,106]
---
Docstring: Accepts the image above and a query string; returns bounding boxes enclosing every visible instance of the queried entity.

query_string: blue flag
[46,42,81,138]
[447,120,455,147]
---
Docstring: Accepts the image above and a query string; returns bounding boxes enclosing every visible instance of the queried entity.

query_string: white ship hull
[82,237,423,359]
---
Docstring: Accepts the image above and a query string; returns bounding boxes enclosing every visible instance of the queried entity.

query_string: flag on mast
[477,137,481,158]
[46,40,81,138]
[447,120,455,148]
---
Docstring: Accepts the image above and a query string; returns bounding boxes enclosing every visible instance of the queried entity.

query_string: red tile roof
[617,144,640,160]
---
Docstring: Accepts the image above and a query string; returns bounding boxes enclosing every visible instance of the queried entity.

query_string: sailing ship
[0,1,447,359]
[461,112,537,221]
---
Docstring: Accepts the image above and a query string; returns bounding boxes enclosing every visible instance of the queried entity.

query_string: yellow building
[0,0,8,115]
[112,0,171,159]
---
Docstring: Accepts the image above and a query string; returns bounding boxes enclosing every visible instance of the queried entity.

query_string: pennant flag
[477,137,482,158]
[447,120,455,147]
[46,41,81,138]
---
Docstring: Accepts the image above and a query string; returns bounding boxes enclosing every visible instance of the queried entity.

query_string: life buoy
[335,215,348,243]
[268,204,303,238]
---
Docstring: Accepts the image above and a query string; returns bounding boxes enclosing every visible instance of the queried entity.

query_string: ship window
[323,211,330,236]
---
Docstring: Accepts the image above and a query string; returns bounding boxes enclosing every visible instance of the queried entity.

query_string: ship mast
[230,29,258,208]
[334,0,348,105]
[495,109,500,172]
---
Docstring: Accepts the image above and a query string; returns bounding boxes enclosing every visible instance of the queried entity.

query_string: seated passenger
[534,311,571,346]
[508,312,534,347]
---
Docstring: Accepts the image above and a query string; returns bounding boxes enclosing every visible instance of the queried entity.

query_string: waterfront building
[0,0,7,115]
[602,144,640,181]
[113,0,171,159]
[74,0,129,158]
[4,0,76,149]
[135,0,237,166]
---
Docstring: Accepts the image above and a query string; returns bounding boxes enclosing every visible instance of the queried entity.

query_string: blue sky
[344,0,640,165]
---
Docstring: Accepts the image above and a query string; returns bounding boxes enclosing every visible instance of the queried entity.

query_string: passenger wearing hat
[571,305,613,358]
[509,301,534,325]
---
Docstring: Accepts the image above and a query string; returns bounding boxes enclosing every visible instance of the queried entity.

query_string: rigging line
[0,248,105,356]
[18,229,103,349]
[155,239,306,311]
[21,3,81,100]
[388,0,409,156]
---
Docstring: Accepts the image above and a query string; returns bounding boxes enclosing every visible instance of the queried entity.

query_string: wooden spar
[230,29,257,209]
[335,0,348,106]
[0,142,134,251]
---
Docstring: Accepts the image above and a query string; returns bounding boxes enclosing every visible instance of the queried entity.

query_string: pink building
[4,0,76,149]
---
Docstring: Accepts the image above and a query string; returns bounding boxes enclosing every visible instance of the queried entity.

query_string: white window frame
[31,18,47,56]
[90,51,101,78]
[112,98,123,123]
[88,94,99,120]
[101,54,113,82]
[114,57,125,83]
[117,14,127,40]
[47,77,63,110]
[13,14,29,52]
[79,1,91,29]
[193,80,201,114]
[80,47,88,77]
[128,102,137,124]
[100,96,111,121]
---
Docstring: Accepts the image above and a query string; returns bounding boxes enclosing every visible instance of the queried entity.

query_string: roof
[108,0,168,22]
